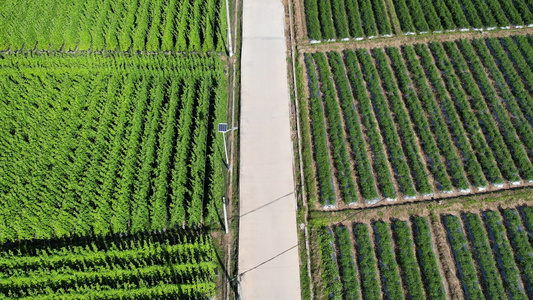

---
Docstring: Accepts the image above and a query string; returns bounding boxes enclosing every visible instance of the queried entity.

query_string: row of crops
[0,0,231,298]
[392,0,533,33]
[304,0,393,41]
[314,206,533,299]
[0,228,215,299]
[0,0,227,52]
[304,0,533,41]
[0,54,227,242]
[303,35,533,207]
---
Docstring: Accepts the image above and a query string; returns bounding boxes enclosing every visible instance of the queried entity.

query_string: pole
[225,0,233,57]
[222,131,229,169]
[222,197,229,234]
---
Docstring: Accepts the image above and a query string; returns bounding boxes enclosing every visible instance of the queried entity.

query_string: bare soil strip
[430,213,465,299]
[298,27,533,54]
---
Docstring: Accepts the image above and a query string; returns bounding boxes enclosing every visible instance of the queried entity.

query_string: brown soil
[291,0,308,44]
[430,212,464,299]
[313,187,533,225]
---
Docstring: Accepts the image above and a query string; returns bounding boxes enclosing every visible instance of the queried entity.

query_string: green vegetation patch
[0,0,227,52]
[0,54,227,242]
[0,228,216,299]
[302,35,533,207]
[304,0,533,41]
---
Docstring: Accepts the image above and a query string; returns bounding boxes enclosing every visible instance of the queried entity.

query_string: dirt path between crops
[237,0,301,298]
[298,27,533,54]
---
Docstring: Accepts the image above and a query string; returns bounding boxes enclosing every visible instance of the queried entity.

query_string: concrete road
[237,0,302,299]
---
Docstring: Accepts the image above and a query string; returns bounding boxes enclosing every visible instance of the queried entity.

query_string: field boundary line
[288,0,315,296]
[297,27,533,54]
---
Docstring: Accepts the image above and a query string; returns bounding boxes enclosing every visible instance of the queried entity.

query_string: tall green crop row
[461,213,506,299]
[411,217,446,299]
[0,0,227,53]
[304,0,393,41]
[134,74,168,232]
[490,37,533,133]
[442,215,484,299]
[387,0,532,34]
[344,0,365,39]
[358,0,378,37]
[344,50,396,199]
[205,64,228,225]
[373,48,433,195]
[357,49,417,197]
[327,52,379,201]
[371,0,392,35]
[334,226,361,299]
[391,220,425,299]
[436,42,504,184]
[0,229,216,299]
[399,46,455,192]
[483,211,528,299]
[417,0,443,31]
[404,0,429,32]
[305,54,337,206]
[520,206,533,244]
[118,76,150,233]
[305,0,322,41]
[186,76,213,226]
[501,37,533,123]
[401,46,471,190]
[317,0,336,40]
[470,0,497,28]
[401,46,470,190]
[330,0,350,39]
[317,227,343,299]
[312,53,359,204]
[403,44,489,188]
[501,208,533,298]
[150,79,183,230]
[373,222,404,299]
[391,0,416,33]
[463,39,533,180]
[454,40,528,180]
[353,223,381,300]
[0,54,227,241]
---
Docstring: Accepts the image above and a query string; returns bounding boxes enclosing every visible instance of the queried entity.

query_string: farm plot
[311,204,533,299]
[304,0,393,42]
[0,0,227,52]
[301,35,533,208]
[0,54,227,242]
[302,0,533,42]
[0,228,216,299]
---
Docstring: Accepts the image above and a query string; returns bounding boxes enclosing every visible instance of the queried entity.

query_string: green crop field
[0,54,227,241]
[301,35,533,207]
[311,203,533,299]
[304,0,533,41]
[0,0,232,297]
[0,228,216,299]
[0,0,227,52]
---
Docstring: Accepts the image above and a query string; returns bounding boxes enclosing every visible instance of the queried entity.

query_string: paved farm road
[237,0,301,298]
